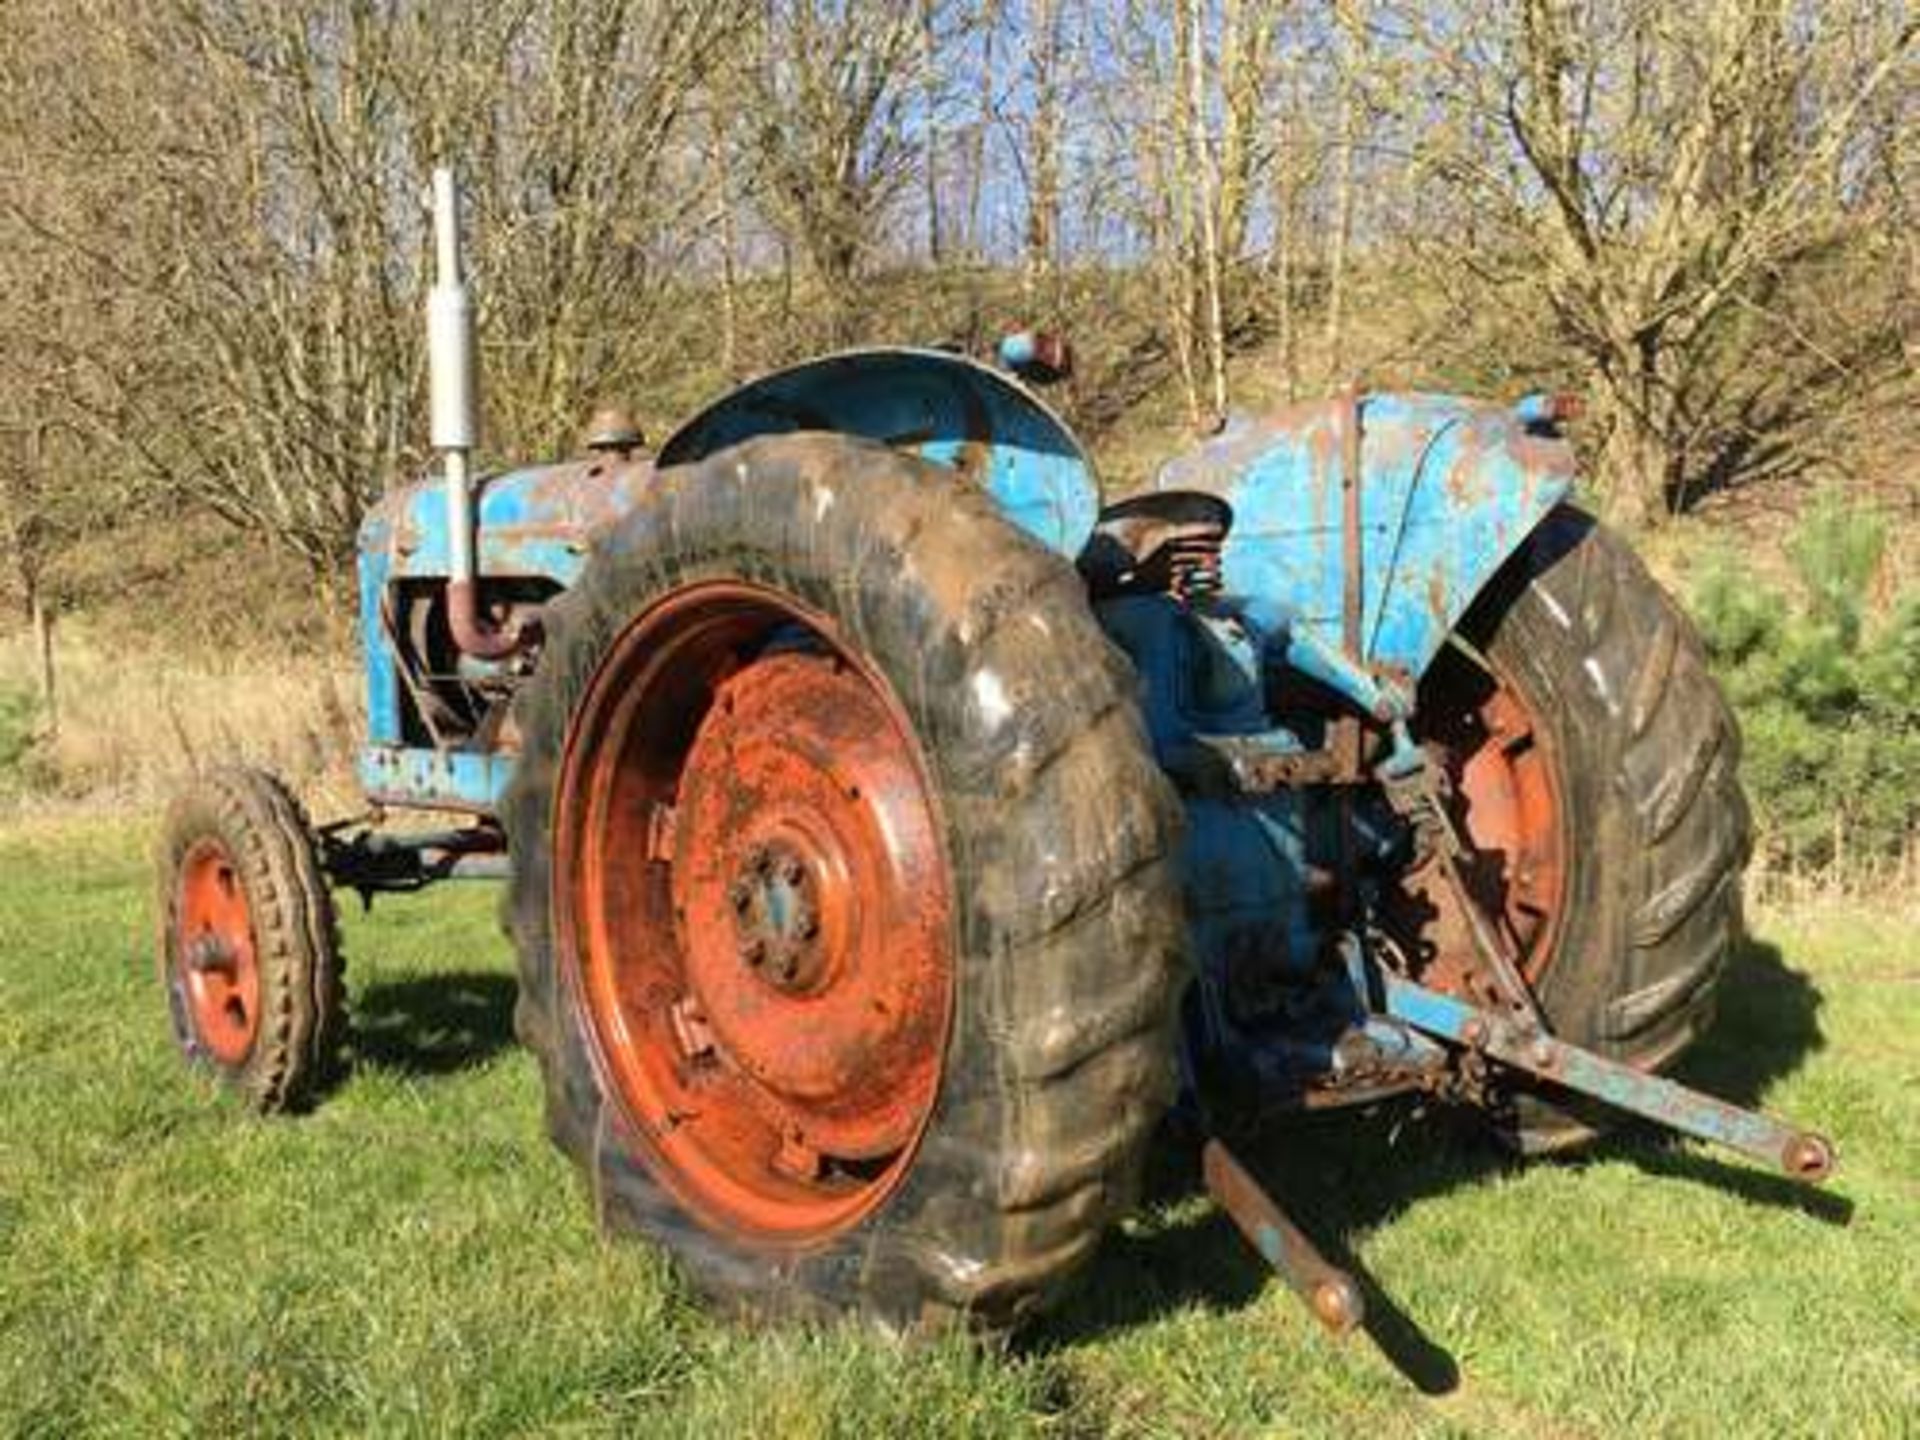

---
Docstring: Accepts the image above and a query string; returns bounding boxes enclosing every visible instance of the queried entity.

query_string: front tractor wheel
[1411,507,1751,1152]
[155,767,346,1113]
[503,434,1187,1333]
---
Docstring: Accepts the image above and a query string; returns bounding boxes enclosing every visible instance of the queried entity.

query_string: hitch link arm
[1203,1139,1365,1338]
[1379,975,1836,1183]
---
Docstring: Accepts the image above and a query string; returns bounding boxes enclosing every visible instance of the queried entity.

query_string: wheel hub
[175,838,261,1065]
[671,652,949,1163]
[727,840,825,993]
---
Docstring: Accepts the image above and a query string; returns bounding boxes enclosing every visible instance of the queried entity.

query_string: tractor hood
[359,454,656,585]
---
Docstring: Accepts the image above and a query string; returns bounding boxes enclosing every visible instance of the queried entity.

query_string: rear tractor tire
[1413,507,1750,1153]
[155,766,347,1113]
[501,433,1188,1335]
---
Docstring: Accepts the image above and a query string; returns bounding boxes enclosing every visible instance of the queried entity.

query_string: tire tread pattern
[500,434,1187,1334]
[1479,509,1749,1150]
[155,766,346,1113]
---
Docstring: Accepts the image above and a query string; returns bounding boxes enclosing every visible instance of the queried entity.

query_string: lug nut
[780,857,805,886]
[739,938,766,967]
[728,880,753,913]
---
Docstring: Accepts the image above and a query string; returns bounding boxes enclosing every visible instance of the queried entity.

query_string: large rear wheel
[502,434,1187,1333]
[1411,507,1750,1151]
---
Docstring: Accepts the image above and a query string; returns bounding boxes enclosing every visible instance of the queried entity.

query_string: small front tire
[156,766,346,1112]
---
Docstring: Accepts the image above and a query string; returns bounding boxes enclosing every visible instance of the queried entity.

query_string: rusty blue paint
[352,380,1557,825]
[353,349,1096,814]
[1155,393,1575,682]
[355,528,403,749]
[656,347,1099,555]
[358,744,512,810]
[365,456,655,585]
[1381,974,1835,1179]
[356,456,656,753]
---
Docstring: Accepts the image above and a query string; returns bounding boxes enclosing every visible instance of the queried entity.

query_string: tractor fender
[656,347,1100,558]
[1153,393,1576,682]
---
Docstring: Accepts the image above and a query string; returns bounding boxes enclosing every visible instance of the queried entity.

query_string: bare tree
[1,0,738,574]
[1322,0,1367,385]
[1265,32,1325,401]
[1022,0,1068,299]
[732,0,928,339]
[1409,0,1916,524]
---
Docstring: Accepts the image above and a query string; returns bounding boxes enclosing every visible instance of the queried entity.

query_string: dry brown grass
[0,623,363,815]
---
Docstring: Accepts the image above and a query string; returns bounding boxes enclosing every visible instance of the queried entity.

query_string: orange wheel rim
[552,581,954,1245]
[175,838,262,1065]
[1411,644,1569,988]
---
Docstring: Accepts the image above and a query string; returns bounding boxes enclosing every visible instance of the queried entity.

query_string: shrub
[1692,494,1919,878]
[0,684,42,789]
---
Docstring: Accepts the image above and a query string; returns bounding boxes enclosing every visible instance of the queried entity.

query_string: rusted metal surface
[1385,645,1569,1010]
[1380,758,1546,1031]
[357,348,1102,816]
[365,454,659,584]
[654,346,1100,555]
[445,576,538,660]
[582,405,645,455]
[1153,393,1575,683]
[356,744,516,812]
[1203,1138,1364,1337]
[318,821,508,895]
[357,455,658,776]
[1380,975,1837,1183]
[550,580,954,1241]
[174,838,262,1066]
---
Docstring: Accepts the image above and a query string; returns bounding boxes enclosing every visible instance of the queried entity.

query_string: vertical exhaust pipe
[428,166,520,658]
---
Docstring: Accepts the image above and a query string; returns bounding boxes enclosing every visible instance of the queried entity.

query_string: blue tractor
[156,171,1832,1337]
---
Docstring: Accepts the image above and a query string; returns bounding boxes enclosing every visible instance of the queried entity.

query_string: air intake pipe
[428,167,522,659]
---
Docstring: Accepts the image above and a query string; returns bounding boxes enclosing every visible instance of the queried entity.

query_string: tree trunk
[1024,0,1062,306]
[1187,1,1228,424]
[966,0,997,259]
[710,116,740,381]
[1323,0,1365,386]
[27,574,55,740]
[921,0,943,264]
[1593,381,1675,530]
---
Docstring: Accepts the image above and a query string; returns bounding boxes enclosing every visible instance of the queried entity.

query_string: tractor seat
[1077,490,1233,601]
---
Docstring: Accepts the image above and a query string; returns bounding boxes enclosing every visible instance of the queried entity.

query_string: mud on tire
[501,433,1189,1334]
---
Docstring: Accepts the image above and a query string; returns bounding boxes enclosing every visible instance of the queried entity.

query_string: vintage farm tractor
[155,171,1834,1337]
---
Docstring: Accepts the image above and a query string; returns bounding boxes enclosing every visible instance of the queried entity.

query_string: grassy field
[0,815,1913,1438]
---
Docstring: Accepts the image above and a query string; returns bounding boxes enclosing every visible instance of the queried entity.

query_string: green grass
[1,816,1914,1438]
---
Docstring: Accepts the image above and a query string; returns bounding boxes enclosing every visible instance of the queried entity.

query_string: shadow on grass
[1031,932,1838,1393]
[352,971,518,1076]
